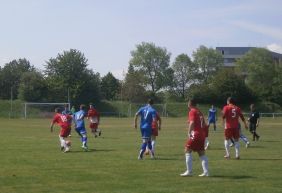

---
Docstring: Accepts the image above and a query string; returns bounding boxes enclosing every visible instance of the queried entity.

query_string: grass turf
[0,117,282,193]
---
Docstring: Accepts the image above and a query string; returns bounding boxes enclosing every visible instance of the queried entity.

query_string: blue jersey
[137,105,156,129]
[74,110,86,128]
[208,108,216,122]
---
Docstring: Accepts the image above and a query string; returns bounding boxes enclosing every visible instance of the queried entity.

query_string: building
[216,47,282,67]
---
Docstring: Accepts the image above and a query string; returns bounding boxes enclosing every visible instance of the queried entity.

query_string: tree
[192,46,223,83]
[0,58,35,99]
[236,48,276,101]
[122,64,147,102]
[211,69,256,104]
[18,71,47,102]
[45,49,101,105]
[129,42,172,93]
[101,72,121,100]
[171,54,198,99]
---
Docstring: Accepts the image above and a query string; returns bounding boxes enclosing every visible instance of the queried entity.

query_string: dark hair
[188,98,197,106]
[80,104,85,110]
[250,104,255,109]
[55,108,62,113]
[148,98,154,105]
[227,97,235,104]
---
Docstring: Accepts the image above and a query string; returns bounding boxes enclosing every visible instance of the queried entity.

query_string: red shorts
[90,123,98,129]
[185,132,205,152]
[60,127,71,138]
[152,127,158,136]
[225,128,239,139]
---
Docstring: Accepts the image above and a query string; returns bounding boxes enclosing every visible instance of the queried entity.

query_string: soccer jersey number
[231,108,236,118]
[60,115,68,122]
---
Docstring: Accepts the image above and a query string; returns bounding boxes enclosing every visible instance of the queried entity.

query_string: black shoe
[99,131,102,136]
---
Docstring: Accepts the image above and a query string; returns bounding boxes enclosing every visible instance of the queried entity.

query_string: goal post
[24,102,70,119]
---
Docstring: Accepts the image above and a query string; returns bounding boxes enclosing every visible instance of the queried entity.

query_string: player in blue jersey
[208,105,217,131]
[73,104,88,151]
[134,99,157,160]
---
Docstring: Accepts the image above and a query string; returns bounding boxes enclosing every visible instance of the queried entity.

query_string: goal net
[24,102,70,119]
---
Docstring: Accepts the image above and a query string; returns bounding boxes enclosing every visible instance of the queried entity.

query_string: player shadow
[212,175,255,179]
[242,158,282,161]
[155,156,182,161]
[68,148,115,153]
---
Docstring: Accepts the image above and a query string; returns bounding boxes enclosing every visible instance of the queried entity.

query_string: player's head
[188,98,197,108]
[147,98,154,105]
[227,97,235,105]
[250,104,255,111]
[80,104,85,110]
[55,107,62,113]
[89,103,94,109]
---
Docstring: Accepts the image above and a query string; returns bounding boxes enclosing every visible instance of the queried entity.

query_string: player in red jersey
[180,99,209,177]
[50,108,72,153]
[87,103,101,138]
[222,97,248,159]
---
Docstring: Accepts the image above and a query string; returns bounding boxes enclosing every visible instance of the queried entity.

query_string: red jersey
[52,113,72,129]
[87,108,100,123]
[222,104,245,129]
[152,112,160,129]
[188,107,206,134]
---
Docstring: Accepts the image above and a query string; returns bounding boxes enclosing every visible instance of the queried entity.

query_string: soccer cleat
[63,147,70,153]
[224,155,230,159]
[60,146,64,151]
[81,145,88,151]
[245,142,250,148]
[99,131,102,136]
[138,155,143,160]
[180,171,192,177]
[235,156,240,160]
[198,173,209,177]
[229,143,234,147]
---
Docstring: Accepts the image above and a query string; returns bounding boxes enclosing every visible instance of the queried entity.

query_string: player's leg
[240,133,250,147]
[204,137,209,150]
[180,147,193,176]
[198,150,209,177]
[77,127,88,150]
[138,128,148,159]
[224,129,232,158]
[59,135,66,151]
[233,128,240,159]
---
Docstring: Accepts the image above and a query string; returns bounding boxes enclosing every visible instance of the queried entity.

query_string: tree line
[0,42,281,106]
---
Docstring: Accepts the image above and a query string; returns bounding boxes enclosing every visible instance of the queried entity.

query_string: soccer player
[248,104,260,141]
[62,104,73,137]
[50,108,72,153]
[73,104,88,151]
[229,123,250,148]
[87,103,101,138]
[180,99,209,177]
[222,97,248,159]
[208,105,217,131]
[145,111,161,155]
[134,99,157,160]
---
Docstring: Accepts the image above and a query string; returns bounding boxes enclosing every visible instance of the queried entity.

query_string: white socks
[224,140,230,156]
[235,142,240,158]
[59,136,67,148]
[185,153,193,173]
[151,140,155,153]
[200,155,209,174]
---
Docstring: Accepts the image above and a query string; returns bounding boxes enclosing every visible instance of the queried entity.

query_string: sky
[0,0,282,79]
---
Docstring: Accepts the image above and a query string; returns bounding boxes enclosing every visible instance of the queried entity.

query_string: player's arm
[239,112,248,130]
[188,121,194,138]
[222,108,226,128]
[50,122,55,132]
[158,116,162,130]
[134,112,139,129]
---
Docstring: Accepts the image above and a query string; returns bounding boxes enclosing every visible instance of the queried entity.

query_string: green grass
[0,117,282,193]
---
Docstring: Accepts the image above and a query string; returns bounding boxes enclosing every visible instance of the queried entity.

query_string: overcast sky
[0,0,281,79]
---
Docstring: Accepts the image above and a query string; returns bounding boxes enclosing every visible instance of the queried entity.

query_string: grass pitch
[0,117,282,193]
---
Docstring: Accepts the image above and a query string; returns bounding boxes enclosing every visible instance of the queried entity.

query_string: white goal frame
[24,102,70,119]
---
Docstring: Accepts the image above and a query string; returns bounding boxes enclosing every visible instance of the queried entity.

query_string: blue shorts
[208,118,216,124]
[75,127,87,135]
[140,128,152,139]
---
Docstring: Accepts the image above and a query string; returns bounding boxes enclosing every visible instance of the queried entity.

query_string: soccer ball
[65,140,71,147]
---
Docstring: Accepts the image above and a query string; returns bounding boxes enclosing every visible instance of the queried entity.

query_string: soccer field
[0,117,282,193]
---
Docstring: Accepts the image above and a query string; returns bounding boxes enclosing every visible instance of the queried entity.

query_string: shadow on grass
[243,158,282,161]
[156,157,182,161]
[212,175,255,179]
[69,149,115,153]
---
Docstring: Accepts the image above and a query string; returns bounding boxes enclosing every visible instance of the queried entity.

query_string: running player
[134,99,157,160]
[73,104,88,151]
[87,103,101,138]
[222,97,248,159]
[248,104,260,141]
[180,99,209,177]
[50,108,72,153]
